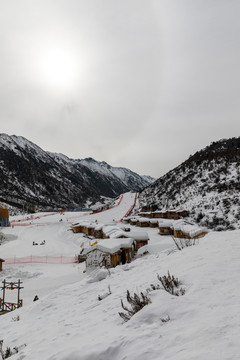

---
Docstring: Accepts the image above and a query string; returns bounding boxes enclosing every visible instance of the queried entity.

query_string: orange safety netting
[4,255,78,264]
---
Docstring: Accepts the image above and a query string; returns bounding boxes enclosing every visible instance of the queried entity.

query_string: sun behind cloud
[40,47,78,92]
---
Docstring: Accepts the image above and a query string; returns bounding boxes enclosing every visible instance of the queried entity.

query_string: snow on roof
[103,225,121,236]
[138,218,150,223]
[126,231,149,241]
[83,237,134,255]
[158,219,174,227]
[94,224,104,231]
[174,224,207,238]
[109,230,126,238]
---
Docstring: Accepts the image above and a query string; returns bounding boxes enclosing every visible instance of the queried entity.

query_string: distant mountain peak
[0,134,153,211]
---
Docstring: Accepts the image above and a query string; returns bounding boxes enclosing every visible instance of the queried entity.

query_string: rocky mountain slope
[0,133,154,211]
[139,137,240,230]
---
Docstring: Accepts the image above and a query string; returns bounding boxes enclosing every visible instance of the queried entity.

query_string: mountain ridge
[139,137,240,230]
[0,133,154,212]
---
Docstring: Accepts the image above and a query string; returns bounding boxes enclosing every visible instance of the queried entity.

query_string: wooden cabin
[129,218,138,226]
[83,238,134,268]
[80,224,95,236]
[158,221,174,236]
[0,208,9,227]
[86,225,95,236]
[173,224,207,239]
[149,219,159,228]
[138,212,152,218]
[130,232,149,252]
[136,219,150,227]
[159,226,173,235]
[152,211,168,219]
[167,210,181,220]
[177,210,189,218]
[0,258,5,271]
[72,224,84,233]
[102,225,122,239]
[94,225,104,239]
[122,217,131,224]
[110,231,149,253]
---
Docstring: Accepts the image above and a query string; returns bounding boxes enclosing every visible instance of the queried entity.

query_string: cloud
[0,0,240,178]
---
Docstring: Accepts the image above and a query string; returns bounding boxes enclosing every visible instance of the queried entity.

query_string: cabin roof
[174,223,207,238]
[83,237,134,255]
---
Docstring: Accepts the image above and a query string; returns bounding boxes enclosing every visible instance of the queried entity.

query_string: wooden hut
[158,220,174,235]
[130,232,149,252]
[167,210,181,220]
[152,211,168,219]
[149,219,159,228]
[159,226,173,235]
[173,223,207,239]
[109,230,149,253]
[80,224,95,236]
[129,218,138,226]
[86,225,95,236]
[0,258,5,271]
[94,225,104,239]
[0,208,9,227]
[83,238,134,268]
[177,210,189,218]
[138,212,152,218]
[122,217,131,224]
[136,219,150,227]
[72,224,84,233]
[102,225,122,239]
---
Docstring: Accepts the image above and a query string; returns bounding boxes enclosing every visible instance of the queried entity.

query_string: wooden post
[17,279,20,304]
[2,279,5,305]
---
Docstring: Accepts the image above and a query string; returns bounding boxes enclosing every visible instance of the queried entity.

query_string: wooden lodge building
[173,223,208,239]
[0,258,5,271]
[83,238,135,268]
[136,218,150,227]
[138,209,189,220]
[0,208,9,227]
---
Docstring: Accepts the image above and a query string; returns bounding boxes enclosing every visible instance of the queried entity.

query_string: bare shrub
[11,315,20,322]
[119,290,151,322]
[0,340,26,359]
[157,272,185,296]
[172,236,198,250]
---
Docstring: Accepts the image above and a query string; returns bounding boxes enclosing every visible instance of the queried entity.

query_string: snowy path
[9,192,136,226]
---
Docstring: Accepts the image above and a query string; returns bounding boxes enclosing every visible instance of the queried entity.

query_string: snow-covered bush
[86,268,109,283]
[157,272,185,296]
[119,290,151,322]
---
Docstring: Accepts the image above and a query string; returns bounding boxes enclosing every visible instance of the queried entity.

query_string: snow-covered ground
[0,192,239,359]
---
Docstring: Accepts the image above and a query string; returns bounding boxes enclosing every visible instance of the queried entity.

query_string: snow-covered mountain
[0,133,154,211]
[139,137,240,230]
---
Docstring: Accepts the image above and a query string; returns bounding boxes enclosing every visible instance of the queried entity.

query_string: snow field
[0,193,239,359]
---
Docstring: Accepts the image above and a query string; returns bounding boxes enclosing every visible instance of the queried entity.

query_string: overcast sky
[0,0,240,178]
